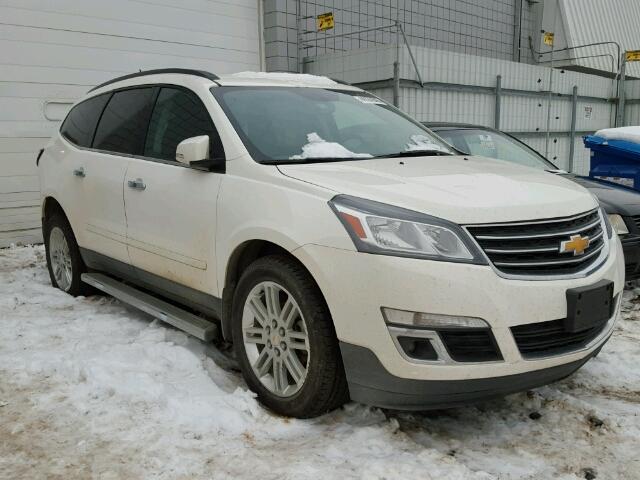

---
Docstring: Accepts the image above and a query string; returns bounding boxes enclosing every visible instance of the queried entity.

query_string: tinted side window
[144,87,224,161]
[93,88,155,155]
[60,94,110,147]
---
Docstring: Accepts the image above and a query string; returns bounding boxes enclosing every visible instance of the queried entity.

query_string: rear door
[124,86,225,297]
[53,92,110,248]
[79,87,156,269]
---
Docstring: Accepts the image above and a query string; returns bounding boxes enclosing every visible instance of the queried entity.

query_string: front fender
[215,171,354,293]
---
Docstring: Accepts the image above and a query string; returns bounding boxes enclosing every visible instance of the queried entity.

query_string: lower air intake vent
[438,329,502,362]
[511,314,611,359]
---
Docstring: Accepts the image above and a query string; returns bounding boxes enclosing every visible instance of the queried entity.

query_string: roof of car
[89,68,220,92]
[216,72,358,89]
[89,69,361,94]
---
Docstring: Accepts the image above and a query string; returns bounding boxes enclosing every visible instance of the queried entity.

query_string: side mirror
[176,135,225,172]
[176,135,209,164]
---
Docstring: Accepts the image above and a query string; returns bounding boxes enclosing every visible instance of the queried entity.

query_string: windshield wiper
[262,156,374,165]
[262,149,453,164]
[372,149,453,159]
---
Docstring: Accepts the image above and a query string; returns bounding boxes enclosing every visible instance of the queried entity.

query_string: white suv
[39,69,624,418]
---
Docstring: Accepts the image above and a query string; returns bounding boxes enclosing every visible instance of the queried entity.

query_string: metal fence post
[616,56,627,126]
[393,21,401,107]
[494,75,502,129]
[398,22,423,87]
[545,48,555,158]
[569,85,578,172]
[296,0,302,73]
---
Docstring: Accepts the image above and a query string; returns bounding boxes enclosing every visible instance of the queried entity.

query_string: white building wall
[0,0,262,247]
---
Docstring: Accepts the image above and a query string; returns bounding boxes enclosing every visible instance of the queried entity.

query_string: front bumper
[340,341,605,410]
[621,234,640,280]
[294,235,624,407]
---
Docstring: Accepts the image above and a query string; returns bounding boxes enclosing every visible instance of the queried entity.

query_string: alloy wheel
[242,281,310,397]
[49,226,73,291]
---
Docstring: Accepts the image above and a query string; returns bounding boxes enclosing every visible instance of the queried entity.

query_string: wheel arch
[41,196,69,227]
[220,239,330,342]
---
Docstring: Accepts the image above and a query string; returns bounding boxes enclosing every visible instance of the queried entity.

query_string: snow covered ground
[1,245,639,480]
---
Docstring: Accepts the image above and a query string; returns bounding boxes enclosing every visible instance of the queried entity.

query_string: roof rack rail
[89,68,220,92]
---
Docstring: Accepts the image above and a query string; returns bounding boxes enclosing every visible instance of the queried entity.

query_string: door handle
[127,178,146,190]
[73,167,85,178]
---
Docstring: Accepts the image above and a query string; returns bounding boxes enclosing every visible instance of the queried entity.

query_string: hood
[278,155,597,224]
[561,174,640,216]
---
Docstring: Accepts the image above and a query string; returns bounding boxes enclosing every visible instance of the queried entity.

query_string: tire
[232,255,349,418]
[44,212,92,296]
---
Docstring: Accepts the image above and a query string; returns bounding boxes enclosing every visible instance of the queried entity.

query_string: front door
[124,86,225,296]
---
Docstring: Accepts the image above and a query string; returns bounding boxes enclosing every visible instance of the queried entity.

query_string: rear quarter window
[60,94,110,148]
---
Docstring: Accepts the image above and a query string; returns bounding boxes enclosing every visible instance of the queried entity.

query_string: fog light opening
[397,336,439,361]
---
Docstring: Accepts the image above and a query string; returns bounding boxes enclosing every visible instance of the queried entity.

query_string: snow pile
[1,245,640,479]
[405,134,452,153]
[290,133,372,160]
[594,126,640,144]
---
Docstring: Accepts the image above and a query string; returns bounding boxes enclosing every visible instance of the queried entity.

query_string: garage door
[0,0,263,247]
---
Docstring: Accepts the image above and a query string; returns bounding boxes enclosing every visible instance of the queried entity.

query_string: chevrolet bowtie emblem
[560,234,590,256]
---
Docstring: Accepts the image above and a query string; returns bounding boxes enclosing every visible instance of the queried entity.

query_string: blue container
[585,135,640,190]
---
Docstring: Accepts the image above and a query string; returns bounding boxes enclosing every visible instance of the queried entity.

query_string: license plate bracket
[565,280,614,333]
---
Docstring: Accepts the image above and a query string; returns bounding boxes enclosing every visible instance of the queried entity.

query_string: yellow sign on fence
[317,12,334,31]
[543,32,554,47]
[626,50,640,62]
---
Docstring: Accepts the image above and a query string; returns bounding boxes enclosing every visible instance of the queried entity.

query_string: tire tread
[232,255,348,418]
[44,212,92,297]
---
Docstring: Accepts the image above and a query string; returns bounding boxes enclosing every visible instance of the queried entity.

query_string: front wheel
[232,255,348,418]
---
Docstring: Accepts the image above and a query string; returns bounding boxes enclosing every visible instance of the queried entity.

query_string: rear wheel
[232,255,348,418]
[44,213,91,296]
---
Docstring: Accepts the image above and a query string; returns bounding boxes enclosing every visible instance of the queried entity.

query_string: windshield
[435,128,557,170]
[210,86,453,163]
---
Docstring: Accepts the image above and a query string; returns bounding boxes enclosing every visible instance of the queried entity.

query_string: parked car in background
[38,71,624,418]
[426,123,640,280]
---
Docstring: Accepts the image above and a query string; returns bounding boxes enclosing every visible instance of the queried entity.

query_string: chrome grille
[466,209,606,276]
[632,215,640,231]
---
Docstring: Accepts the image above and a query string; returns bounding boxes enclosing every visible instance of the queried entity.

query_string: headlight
[607,213,629,236]
[329,195,486,263]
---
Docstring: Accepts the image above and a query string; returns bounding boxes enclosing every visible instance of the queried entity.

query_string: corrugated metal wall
[306,44,622,174]
[0,0,262,247]
[623,80,640,126]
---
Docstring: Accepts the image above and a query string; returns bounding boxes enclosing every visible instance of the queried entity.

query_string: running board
[81,273,219,342]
